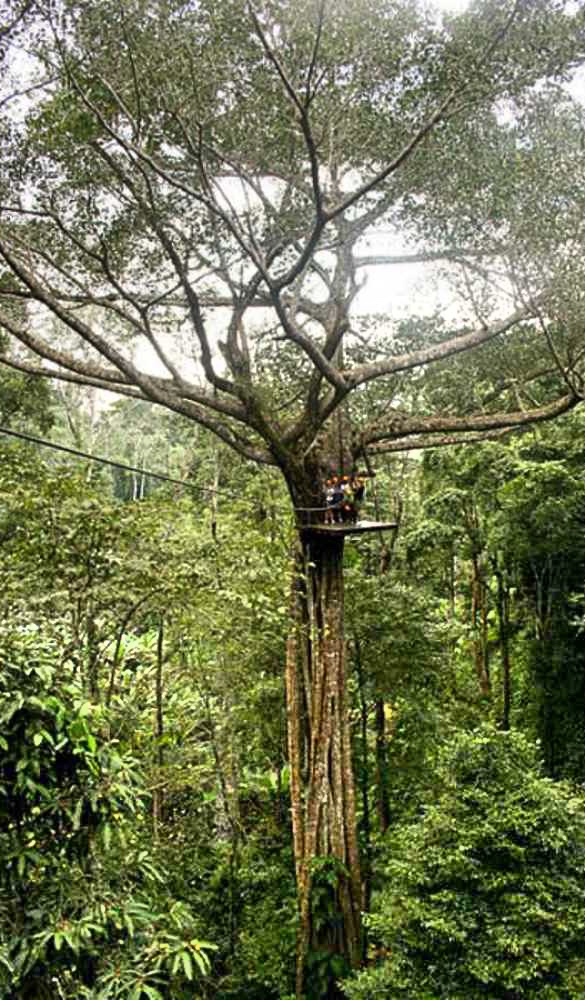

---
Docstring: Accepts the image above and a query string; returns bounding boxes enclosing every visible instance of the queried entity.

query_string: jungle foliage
[2,395,585,998]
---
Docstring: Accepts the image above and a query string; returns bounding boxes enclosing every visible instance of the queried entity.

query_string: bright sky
[434,0,470,9]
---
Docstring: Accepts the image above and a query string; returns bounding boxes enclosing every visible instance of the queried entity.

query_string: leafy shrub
[0,624,215,999]
[344,728,585,999]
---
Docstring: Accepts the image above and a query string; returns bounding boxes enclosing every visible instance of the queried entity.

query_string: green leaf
[191,948,211,975]
[142,988,163,1000]
[180,950,193,980]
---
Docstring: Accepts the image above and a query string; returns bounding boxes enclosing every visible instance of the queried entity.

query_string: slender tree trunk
[210,449,221,542]
[276,676,286,829]
[374,699,391,834]
[153,618,165,839]
[371,479,397,836]
[353,637,372,928]
[448,544,456,623]
[471,551,490,698]
[495,566,511,730]
[205,685,240,960]
[86,599,100,702]
[286,530,362,1000]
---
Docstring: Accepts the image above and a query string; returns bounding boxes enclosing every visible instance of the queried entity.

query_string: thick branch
[0,308,252,424]
[0,353,147,397]
[366,427,518,453]
[0,240,161,388]
[0,356,276,465]
[346,303,541,387]
[273,293,348,392]
[354,248,506,268]
[0,311,128,385]
[363,391,578,450]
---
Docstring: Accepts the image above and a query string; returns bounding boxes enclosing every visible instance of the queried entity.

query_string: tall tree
[1,1,585,992]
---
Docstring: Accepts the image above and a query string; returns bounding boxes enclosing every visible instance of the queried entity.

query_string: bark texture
[286,530,362,999]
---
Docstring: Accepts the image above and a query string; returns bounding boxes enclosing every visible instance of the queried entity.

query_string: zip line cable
[0,425,247,503]
[0,424,337,513]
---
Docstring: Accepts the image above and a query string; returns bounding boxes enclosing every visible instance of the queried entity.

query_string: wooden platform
[303,521,398,536]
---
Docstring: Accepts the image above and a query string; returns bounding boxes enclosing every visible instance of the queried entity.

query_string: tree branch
[354,248,506,268]
[366,427,517,453]
[346,302,542,387]
[246,0,325,221]
[0,355,276,465]
[326,0,523,222]
[0,0,34,42]
[363,391,578,450]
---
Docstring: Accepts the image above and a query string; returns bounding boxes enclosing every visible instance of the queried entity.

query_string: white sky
[434,0,470,9]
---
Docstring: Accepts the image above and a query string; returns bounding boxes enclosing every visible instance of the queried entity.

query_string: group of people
[323,472,368,524]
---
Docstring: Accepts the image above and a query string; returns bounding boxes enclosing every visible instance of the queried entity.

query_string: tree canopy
[1,0,585,490]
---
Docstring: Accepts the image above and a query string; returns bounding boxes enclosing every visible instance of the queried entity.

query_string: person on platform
[340,475,355,524]
[324,477,335,524]
[331,476,344,522]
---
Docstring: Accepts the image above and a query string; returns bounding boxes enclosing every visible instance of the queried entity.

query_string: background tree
[343,728,585,1000]
[0,436,294,998]
[411,419,585,778]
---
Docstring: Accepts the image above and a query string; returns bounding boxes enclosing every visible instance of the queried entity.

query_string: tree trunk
[374,699,391,834]
[353,637,372,930]
[86,598,100,702]
[286,529,362,999]
[471,550,490,698]
[152,618,165,839]
[495,566,511,731]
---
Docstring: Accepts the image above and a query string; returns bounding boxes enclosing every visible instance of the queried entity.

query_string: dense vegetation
[2,392,585,998]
